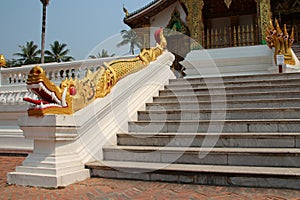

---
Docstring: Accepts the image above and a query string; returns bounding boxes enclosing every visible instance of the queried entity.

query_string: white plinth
[7,115,90,188]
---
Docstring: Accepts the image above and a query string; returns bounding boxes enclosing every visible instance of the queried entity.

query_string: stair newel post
[7,115,90,188]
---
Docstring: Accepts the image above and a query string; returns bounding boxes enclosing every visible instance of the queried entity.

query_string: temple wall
[210,14,254,30]
[211,17,230,29]
[149,1,187,46]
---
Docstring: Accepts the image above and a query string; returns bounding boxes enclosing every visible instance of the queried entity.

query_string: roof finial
[123,4,129,17]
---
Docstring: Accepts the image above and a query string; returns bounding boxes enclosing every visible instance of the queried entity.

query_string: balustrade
[203,24,258,49]
[0,56,133,88]
[0,56,134,104]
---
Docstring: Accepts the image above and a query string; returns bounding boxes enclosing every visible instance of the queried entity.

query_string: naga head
[265,19,295,66]
[24,66,105,116]
[24,66,74,116]
[275,19,283,39]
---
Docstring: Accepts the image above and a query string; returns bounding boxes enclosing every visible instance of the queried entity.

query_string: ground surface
[1,155,300,200]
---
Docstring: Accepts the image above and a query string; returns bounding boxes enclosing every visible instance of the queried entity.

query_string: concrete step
[159,85,300,96]
[102,146,300,168]
[153,91,300,103]
[117,132,300,148]
[166,78,300,90]
[169,72,300,85]
[86,161,300,189]
[147,98,300,110]
[128,119,300,133]
[138,108,300,120]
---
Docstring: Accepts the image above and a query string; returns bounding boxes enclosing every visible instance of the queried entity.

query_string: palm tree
[45,41,74,62]
[40,0,50,64]
[117,29,142,55]
[89,49,115,59]
[13,41,41,65]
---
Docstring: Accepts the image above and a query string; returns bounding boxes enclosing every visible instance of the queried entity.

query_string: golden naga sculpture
[0,54,6,67]
[24,28,167,116]
[265,19,295,65]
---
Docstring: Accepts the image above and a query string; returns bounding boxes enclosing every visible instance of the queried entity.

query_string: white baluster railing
[0,55,135,152]
[0,56,135,104]
[0,56,134,87]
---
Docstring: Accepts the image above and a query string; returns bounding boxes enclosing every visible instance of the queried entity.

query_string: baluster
[65,68,69,79]
[224,27,228,47]
[250,25,255,45]
[238,26,241,46]
[13,74,17,84]
[17,73,21,83]
[233,26,237,47]
[66,69,70,79]
[219,28,222,47]
[229,27,232,47]
[76,68,82,79]
[71,69,75,79]
[214,29,218,48]
[59,70,64,80]
[246,25,250,46]
[48,71,53,81]
[22,73,26,83]
[206,29,210,49]
[211,29,214,48]
[8,74,12,85]
[242,25,246,46]
[54,70,59,82]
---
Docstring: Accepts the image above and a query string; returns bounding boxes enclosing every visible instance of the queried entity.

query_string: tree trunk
[131,43,134,55]
[41,3,47,63]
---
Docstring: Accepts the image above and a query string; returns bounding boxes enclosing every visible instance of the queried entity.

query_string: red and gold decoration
[266,19,295,65]
[24,29,167,116]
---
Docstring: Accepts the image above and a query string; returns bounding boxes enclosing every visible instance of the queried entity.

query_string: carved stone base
[7,115,90,188]
[7,169,89,188]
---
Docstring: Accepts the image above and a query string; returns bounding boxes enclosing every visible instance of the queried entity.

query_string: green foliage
[13,41,41,65]
[4,59,23,68]
[117,29,142,55]
[45,41,74,62]
[12,40,74,66]
[89,49,115,59]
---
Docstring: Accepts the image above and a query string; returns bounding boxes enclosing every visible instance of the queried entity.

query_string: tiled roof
[124,0,177,27]
[126,0,160,18]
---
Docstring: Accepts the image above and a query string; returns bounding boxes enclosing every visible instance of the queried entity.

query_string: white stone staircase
[86,72,300,190]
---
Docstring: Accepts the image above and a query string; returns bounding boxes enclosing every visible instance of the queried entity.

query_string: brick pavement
[1,154,300,200]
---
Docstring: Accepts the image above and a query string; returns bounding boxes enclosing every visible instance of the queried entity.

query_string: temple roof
[124,0,177,28]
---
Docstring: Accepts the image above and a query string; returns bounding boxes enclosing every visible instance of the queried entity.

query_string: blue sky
[0,0,152,61]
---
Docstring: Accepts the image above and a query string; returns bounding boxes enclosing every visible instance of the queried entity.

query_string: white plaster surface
[181,45,274,78]
[7,51,175,188]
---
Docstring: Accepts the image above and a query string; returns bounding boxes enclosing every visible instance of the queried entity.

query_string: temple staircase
[86,72,300,190]
[292,44,300,60]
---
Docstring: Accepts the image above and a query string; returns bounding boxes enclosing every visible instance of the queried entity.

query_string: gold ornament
[0,54,6,67]
[224,0,232,8]
[266,19,295,65]
[24,30,166,116]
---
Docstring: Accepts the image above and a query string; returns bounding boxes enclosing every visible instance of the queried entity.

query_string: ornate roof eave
[124,0,177,28]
